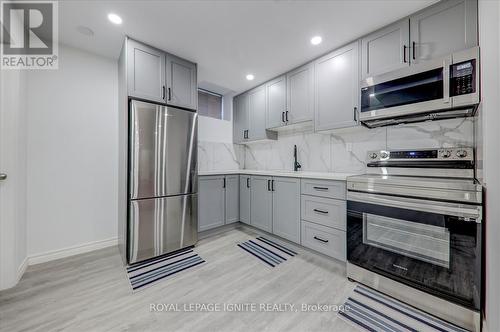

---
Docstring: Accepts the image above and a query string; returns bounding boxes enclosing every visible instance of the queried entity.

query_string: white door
[0,70,27,290]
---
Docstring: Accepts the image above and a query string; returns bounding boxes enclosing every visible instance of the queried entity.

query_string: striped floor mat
[126,247,205,291]
[339,285,469,332]
[237,236,297,267]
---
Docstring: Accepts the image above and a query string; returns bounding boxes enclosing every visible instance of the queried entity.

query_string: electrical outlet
[346,143,353,152]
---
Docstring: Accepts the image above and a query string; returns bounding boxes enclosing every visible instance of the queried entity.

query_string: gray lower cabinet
[250,176,273,232]
[239,175,251,225]
[225,175,239,224]
[409,0,477,65]
[314,41,359,131]
[166,53,197,110]
[287,63,314,125]
[127,39,166,103]
[198,176,225,231]
[272,177,300,243]
[266,75,287,129]
[301,221,346,261]
[360,19,410,79]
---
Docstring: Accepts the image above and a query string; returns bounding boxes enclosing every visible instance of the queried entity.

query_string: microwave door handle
[443,58,451,104]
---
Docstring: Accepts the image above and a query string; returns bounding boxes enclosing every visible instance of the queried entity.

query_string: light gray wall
[26,45,118,256]
[478,1,500,331]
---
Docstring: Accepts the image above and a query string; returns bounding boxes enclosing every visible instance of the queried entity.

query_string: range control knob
[456,149,468,158]
[380,151,389,159]
[370,152,378,159]
[441,150,452,158]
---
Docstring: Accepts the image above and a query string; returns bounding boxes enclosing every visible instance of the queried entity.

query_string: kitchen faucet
[294,145,302,172]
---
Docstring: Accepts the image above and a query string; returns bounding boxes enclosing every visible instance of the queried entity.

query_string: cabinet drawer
[301,195,346,231]
[301,221,346,261]
[301,179,346,200]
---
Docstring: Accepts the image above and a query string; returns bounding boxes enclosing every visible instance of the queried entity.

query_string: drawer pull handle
[313,209,328,214]
[313,236,329,243]
[313,186,328,191]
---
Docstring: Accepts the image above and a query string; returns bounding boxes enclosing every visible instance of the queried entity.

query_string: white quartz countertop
[198,170,359,181]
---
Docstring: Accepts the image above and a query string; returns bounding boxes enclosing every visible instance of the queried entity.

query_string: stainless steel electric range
[346,147,483,332]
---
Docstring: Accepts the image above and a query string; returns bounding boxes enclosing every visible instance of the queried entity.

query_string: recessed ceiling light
[76,25,94,37]
[107,13,122,25]
[310,36,322,45]
[246,74,254,81]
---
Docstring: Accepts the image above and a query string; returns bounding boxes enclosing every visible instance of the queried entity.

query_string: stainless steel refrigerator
[128,100,198,264]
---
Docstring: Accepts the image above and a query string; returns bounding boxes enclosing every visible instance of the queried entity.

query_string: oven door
[360,56,451,122]
[347,191,482,310]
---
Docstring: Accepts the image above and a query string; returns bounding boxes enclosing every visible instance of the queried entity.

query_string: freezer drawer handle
[313,186,329,191]
[313,208,328,214]
[313,236,329,243]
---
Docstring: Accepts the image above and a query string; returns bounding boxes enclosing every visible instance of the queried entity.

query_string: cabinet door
[225,175,239,224]
[410,0,477,65]
[127,39,166,103]
[287,63,314,125]
[248,85,268,140]
[198,176,225,231]
[166,53,197,110]
[361,19,410,79]
[266,75,287,129]
[239,175,251,225]
[250,176,273,232]
[315,42,360,131]
[272,177,300,243]
[233,94,249,144]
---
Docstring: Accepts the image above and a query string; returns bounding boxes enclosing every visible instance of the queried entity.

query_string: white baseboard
[28,237,118,265]
[17,256,28,282]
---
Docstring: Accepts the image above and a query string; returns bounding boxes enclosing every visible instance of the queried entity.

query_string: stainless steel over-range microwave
[360,47,480,128]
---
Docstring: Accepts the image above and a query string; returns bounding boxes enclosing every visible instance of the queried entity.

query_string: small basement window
[198,89,223,120]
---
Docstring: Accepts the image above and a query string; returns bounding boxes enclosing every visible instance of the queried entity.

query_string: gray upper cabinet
[239,175,251,225]
[166,53,197,110]
[266,75,287,129]
[127,39,166,103]
[198,176,225,232]
[272,177,300,243]
[315,41,359,131]
[409,0,477,65]
[248,85,277,141]
[360,19,410,79]
[225,175,239,224]
[250,176,273,232]
[233,94,249,144]
[287,63,314,125]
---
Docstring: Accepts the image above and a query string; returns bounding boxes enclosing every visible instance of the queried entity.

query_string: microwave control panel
[450,60,476,96]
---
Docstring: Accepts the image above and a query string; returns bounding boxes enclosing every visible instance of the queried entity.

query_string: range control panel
[450,60,476,97]
[366,148,474,162]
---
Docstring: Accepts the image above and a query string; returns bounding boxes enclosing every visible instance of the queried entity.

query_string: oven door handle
[348,191,482,222]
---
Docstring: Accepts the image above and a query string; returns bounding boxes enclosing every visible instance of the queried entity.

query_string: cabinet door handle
[168,87,172,101]
[247,178,250,188]
[267,179,271,191]
[223,178,226,188]
[314,236,329,243]
[313,186,328,191]
[282,111,285,123]
[353,107,358,122]
[162,86,166,100]
[412,41,416,60]
[313,209,329,214]
[403,45,407,63]
[271,179,275,191]
[285,111,289,122]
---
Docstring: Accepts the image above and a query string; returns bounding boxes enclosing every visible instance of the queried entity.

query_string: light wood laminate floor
[0,226,359,332]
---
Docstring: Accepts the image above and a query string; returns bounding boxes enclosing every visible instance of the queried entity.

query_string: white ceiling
[59,0,438,94]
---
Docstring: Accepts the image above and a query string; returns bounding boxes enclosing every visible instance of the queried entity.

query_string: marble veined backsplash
[198,117,474,173]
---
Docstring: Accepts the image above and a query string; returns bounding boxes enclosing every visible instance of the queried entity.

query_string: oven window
[361,67,444,113]
[363,213,450,268]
